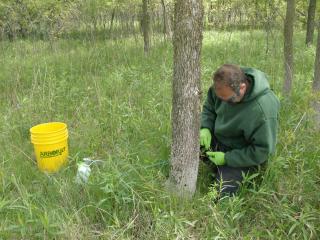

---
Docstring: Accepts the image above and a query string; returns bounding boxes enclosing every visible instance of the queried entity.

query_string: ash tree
[283,0,295,94]
[167,0,204,197]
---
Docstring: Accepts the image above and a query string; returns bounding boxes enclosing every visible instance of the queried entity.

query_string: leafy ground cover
[0,30,319,239]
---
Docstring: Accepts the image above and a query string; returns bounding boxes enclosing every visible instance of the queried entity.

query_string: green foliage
[0,0,316,41]
[203,0,286,30]
[0,0,168,40]
[0,30,319,239]
[0,0,77,39]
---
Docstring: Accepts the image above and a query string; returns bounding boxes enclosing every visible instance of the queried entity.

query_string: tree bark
[142,0,151,54]
[167,0,203,197]
[306,0,317,46]
[109,8,116,33]
[161,0,172,40]
[208,1,214,24]
[283,0,295,95]
[312,21,320,130]
[313,21,320,91]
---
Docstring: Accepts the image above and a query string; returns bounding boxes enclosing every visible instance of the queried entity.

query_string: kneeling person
[200,64,280,196]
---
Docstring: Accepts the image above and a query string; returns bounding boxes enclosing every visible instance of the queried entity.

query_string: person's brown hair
[213,64,246,94]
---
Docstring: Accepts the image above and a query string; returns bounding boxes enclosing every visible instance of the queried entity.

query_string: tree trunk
[312,21,320,130]
[161,0,172,40]
[254,0,259,28]
[161,0,167,38]
[208,2,214,24]
[167,4,173,39]
[109,8,116,33]
[167,0,203,197]
[283,0,295,95]
[306,0,316,46]
[313,21,320,91]
[142,0,151,54]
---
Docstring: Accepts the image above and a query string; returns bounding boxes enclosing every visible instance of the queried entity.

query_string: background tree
[313,20,320,91]
[312,20,320,130]
[306,0,317,46]
[142,0,151,53]
[283,0,295,94]
[167,0,203,196]
[160,0,172,40]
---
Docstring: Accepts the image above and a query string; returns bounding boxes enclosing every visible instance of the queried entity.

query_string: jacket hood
[241,67,270,102]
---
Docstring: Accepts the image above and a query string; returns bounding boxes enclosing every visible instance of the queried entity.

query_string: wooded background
[0,0,316,41]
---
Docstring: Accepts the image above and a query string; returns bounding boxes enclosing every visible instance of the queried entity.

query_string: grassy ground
[0,30,319,239]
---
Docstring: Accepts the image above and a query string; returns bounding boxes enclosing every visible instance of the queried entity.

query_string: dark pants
[215,165,253,196]
[201,137,257,196]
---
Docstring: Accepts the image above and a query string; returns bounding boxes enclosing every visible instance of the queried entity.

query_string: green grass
[0,30,319,239]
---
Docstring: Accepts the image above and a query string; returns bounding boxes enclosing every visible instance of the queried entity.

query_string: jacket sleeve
[224,117,278,167]
[201,88,216,132]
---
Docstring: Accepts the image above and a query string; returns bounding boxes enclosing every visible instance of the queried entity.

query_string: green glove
[200,128,212,150]
[206,152,226,165]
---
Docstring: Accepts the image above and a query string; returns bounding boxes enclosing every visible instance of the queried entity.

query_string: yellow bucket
[30,122,69,173]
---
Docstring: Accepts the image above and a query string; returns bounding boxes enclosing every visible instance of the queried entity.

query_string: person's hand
[200,128,212,150]
[206,152,225,165]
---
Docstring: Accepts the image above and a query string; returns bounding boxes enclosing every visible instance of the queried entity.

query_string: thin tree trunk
[313,21,320,91]
[283,0,295,95]
[255,0,259,24]
[109,8,116,33]
[161,0,168,40]
[264,1,272,54]
[166,4,173,39]
[167,0,203,197]
[312,21,320,130]
[306,0,316,46]
[142,0,151,54]
[208,2,214,24]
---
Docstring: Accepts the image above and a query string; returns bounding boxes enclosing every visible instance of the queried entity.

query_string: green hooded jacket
[201,67,280,167]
